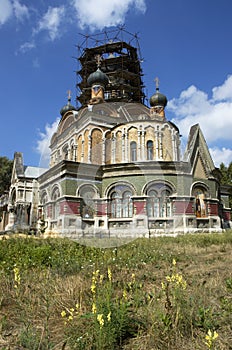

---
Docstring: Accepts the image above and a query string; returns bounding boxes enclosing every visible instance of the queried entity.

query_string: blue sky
[1,0,232,168]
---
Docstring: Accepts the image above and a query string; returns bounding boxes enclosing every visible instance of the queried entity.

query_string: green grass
[0,231,232,349]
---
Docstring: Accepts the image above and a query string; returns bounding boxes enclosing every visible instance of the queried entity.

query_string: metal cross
[95,54,102,67]
[154,77,160,89]
[67,90,71,100]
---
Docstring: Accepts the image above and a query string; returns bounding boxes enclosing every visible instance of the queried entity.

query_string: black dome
[150,89,168,108]
[60,99,77,117]
[87,68,109,87]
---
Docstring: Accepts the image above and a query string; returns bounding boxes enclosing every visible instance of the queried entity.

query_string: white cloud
[212,75,232,102]
[72,0,146,30]
[0,0,13,25]
[12,0,29,22]
[168,75,232,143]
[209,147,232,167]
[167,75,232,166]
[17,40,35,54]
[0,0,29,25]
[36,118,60,168]
[35,6,65,41]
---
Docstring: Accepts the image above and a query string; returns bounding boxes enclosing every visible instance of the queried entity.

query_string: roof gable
[184,124,215,177]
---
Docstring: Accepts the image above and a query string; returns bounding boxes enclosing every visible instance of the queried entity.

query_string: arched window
[70,143,74,161]
[192,186,208,217]
[147,184,172,218]
[130,141,137,162]
[79,185,97,218]
[122,191,133,217]
[147,190,159,217]
[111,192,121,218]
[62,145,69,160]
[91,129,103,165]
[110,186,133,218]
[51,188,60,220]
[147,140,154,160]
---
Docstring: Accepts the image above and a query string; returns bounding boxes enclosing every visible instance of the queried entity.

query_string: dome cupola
[60,91,77,117]
[150,89,167,108]
[150,77,167,119]
[150,77,167,108]
[87,67,109,87]
[87,55,109,104]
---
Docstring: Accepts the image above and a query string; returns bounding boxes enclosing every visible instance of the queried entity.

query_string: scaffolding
[76,27,146,108]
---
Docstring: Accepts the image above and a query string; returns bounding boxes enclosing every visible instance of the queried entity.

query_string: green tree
[220,162,232,209]
[220,162,232,185]
[219,162,229,185]
[0,156,13,195]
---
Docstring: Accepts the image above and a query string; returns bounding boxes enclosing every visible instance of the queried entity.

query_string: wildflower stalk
[204,329,219,349]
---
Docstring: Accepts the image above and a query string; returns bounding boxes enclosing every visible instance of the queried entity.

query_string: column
[88,135,91,163]
[137,130,141,161]
[73,145,77,162]
[122,133,125,162]
[67,147,71,160]
[141,130,145,160]
[172,131,176,161]
[125,130,128,163]
[111,134,116,163]
[159,131,163,160]
[81,138,84,162]
[102,137,106,165]
[155,129,159,160]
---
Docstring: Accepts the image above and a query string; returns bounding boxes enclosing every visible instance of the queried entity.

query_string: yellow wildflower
[107,311,111,322]
[91,283,96,294]
[97,314,104,329]
[107,267,112,281]
[100,274,104,284]
[165,273,187,290]
[131,273,135,283]
[123,289,127,299]
[92,270,99,279]
[61,310,66,318]
[172,258,176,266]
[13,267,21,288]
[205,329,219,348]
[92,302,97,314]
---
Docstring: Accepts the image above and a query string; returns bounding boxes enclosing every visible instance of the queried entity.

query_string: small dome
[60,98,77,117]
[87,67,109,87]
[150,88,168,108]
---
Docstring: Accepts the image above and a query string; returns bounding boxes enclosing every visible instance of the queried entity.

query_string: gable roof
[24,166,47,178]
[11,152,48,184]
[184,124,216,177]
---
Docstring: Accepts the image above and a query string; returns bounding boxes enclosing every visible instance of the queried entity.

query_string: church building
[3,29,231,237]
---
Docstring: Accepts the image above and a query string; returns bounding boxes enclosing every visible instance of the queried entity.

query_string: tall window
[51,188,60,220]
[111,192,121,218]
[147,184,172,218]
[110,186,133,218]
[130,141,137,162]
[147,140,154,160]
[63,145,69,160]
[79,185,97,218]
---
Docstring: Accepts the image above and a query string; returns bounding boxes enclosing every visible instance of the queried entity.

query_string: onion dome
[87,67,109,87]
[150,77,167,108]
[150,88,168,108]
[60,93,77,117]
